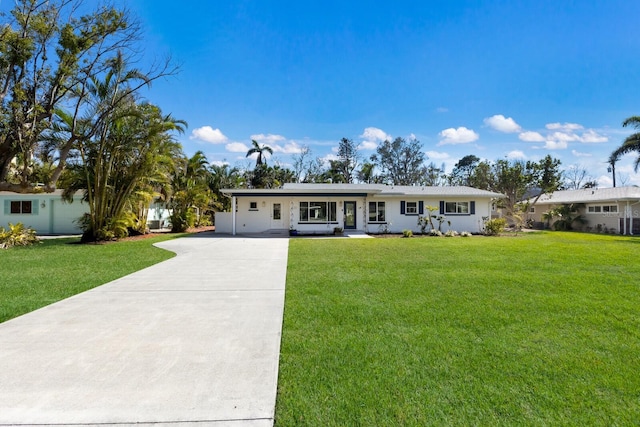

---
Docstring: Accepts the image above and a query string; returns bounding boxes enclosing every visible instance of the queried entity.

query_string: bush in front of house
[484,218,507,236]
[0,223,39,249]
[402,229,413,238]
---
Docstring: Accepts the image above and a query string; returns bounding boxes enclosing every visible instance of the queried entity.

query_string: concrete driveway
[0,233,289,426]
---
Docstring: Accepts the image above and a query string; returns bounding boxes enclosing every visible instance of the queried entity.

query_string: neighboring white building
[526,186,640,235]
[0,190,86,235]
[217,183,504,235]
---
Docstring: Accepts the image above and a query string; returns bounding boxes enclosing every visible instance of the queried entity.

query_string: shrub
[402,229,413,238]
[429,229,442,237]
[0,223,39,249]
[460,231,472,237]
[444,230,458,237]
[484,218,506,236]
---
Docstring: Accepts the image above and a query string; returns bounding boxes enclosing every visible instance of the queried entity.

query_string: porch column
[232,196,237,236]
[631,201,634,236]
[625,201,629,235]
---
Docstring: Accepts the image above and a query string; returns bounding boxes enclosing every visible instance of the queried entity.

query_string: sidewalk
[0,233,289,426]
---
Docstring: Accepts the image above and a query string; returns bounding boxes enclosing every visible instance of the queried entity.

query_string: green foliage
[444,229,458,237]
[0,223,39,249]
[549,203,587,231]
[484,218,506,235]
[401,229,413,238]
[371,137,427,185]
[611,116,640,172]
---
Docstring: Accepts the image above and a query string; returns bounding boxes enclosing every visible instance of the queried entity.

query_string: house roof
[0,189,66,197]
[532,186,640,205]
[221,183,504,198]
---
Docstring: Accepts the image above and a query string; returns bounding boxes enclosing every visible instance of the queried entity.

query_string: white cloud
[506,150,527,160]
[272,141,304,154]
[571,150,592,157]
[549,131,580,143]
[544,140,569,150]
[580,129,608,143]
[321,153,338,163]
[484,114,522,133]
[190,126,228,144]
[519,131,546,142]
[360,127,391,142]
[225,142,249,153]
[425,150,450,160]
[250,133,286,144]
[438,127,479,145]
[546,122,584,132]
[358,140,378,150]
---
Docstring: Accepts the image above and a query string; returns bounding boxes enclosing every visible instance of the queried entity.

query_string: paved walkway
[0,233,289,426]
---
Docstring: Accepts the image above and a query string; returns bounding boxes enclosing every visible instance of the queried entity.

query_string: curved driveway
[0,233,288,426]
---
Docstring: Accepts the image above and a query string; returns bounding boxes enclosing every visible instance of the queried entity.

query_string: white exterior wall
[376,197,489,234]
[216,194,494,235]
[1,193,85,235]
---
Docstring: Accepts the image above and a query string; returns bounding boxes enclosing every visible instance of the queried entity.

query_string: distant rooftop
[533,186,640,204]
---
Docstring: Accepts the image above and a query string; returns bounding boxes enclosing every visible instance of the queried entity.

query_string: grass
[0,234,184,323]
[275,232,640,426]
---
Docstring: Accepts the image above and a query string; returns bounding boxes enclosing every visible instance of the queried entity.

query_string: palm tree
[246,140,273,166]
[611,116,640,172]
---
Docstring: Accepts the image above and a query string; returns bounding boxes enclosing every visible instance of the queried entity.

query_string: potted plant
[333,227,343,236]
[289,227,298,236]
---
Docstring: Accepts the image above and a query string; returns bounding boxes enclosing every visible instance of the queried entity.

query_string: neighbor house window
[588,205,618,214]
[368,201,386,222]
[445,201,469,214]
[529,206,535,213]
[406,202,417,214]
[249,201,258,210]
[10,201,32,214]
[299,201,337,222]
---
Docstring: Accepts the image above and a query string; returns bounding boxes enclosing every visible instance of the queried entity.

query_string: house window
[588,205,618,214]
[445,201,469,214]
[529,206,535,213]
[368,201,386,222]
[249,201,258,210]
[406,202,418,214]
[299,201,337,222]
[10,201,32,214]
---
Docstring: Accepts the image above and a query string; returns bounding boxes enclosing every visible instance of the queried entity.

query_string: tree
[0,0,175,193]
[607,152,621,187]
[470,156,562,227]
[61,56,185,241]
[169,151,215,232]
[424,162,446,186]
[611,116,640,172]
[448,155,480,186]
[563,164,597,190]
[246,140,273,166]
[209,163,242,211]
[371,137,427,185]
[357,161,377,184]
[335,137,358,183]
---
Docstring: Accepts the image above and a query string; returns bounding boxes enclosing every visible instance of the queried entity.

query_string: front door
[271,203,283,229]
[344,201,356,229]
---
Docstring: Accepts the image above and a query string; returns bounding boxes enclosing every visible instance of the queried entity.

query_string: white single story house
[216,183,504,235]
[0,190,86,235]
[1,191,172,235]
[526,186,640,235]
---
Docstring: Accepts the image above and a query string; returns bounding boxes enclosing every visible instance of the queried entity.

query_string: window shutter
[32,200,39,215]
[470,201,475,215]
[3,200,9,215]
[418,201,424,215]
[400,201,406,214]
[439,201,445,215]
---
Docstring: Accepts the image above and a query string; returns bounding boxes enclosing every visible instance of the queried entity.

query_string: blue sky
[97,1,640,185]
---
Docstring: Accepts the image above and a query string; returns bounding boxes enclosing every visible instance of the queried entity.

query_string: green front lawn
[0,234,183,323]
[276,232,640,425]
